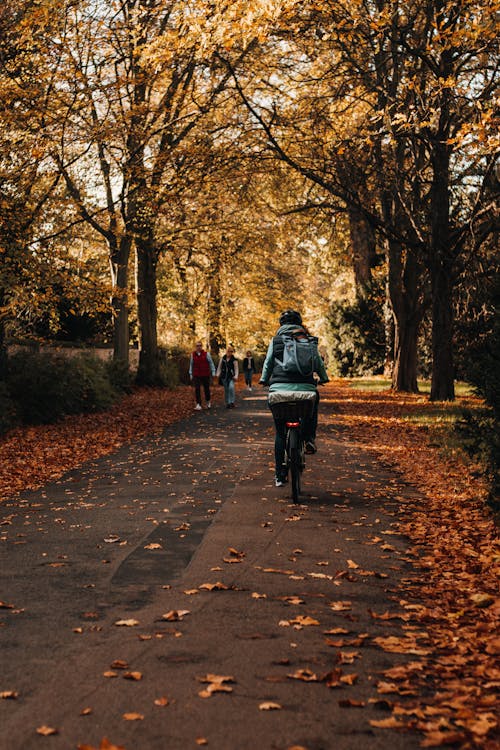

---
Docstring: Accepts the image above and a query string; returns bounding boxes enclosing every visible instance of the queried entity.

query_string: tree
[222,0,499,397]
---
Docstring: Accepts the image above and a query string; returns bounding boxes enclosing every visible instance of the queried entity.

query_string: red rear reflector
[286,421,300,427]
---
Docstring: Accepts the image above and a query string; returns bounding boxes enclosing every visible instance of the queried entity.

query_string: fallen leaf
[259,702,282,710]
[289,615,320,627]
[0,691,18,699]
[36,726,59,736]
[469,593,495,608]
[77,740,126,750]
[122,712,144,721]
[110,660,129,670]
[114,619,139,627]
[161,610,190,621]
[420,731,467,747]
[287,669,318,682]
[370,717,406,728]
[338,698,365,707]
[123,671,142,681]
[329,601,352,611]
[199,582,228,591]
[144,543,162,550]
[154,696,169,707]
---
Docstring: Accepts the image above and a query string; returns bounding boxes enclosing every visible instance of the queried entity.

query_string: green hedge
[327,295,385,377]
[5,351,119,425]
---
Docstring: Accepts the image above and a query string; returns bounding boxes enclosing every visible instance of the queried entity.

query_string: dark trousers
[193,376,211,404]
[272,392,319,479]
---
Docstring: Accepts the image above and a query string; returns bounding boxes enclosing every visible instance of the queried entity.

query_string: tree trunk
[425,36,456,402]
[110,234,132,365]
[136,239,161,385]
[0,300,7,381]
[392,318,419,392]
[385,227,423,392]
[348,204,376,299]
[430,264,455,400]
[207,248,225,355]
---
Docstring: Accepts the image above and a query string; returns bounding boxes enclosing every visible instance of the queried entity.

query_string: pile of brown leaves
[323,380,499,749]
[0,385,214,501]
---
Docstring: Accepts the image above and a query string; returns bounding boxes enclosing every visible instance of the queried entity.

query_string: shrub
[327,294,385,377]
[7,350,118,424]
[0,380,17,434]
[456,276,500,508]
[106,357,134,393]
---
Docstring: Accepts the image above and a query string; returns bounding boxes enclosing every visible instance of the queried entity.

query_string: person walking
[259,310,329,486]
[189,341,216,410]
[216,345,239,408]
[242,350,256,390]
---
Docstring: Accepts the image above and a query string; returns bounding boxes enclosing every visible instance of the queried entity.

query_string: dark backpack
[275,330,319,377]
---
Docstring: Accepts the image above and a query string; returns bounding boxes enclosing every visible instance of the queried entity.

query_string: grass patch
[347,376,473,397]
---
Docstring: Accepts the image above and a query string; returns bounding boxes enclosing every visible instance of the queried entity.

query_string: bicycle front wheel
[287,428,302,504]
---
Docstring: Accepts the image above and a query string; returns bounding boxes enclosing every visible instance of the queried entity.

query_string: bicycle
[268,391,317,503]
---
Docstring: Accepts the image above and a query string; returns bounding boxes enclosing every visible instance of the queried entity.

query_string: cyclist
[259,310,329,486]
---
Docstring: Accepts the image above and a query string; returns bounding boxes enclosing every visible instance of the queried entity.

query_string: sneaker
[305,440,317,454]
[206,401,211,409]
[275,476,288,487]
[195,403,202,411]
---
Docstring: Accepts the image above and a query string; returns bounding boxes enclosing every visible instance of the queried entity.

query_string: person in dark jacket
[189,341,216,410]
[260,310,328,486]
[242,350,256,390]
[216,346,239,408]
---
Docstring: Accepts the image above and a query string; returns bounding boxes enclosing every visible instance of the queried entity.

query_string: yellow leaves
[122,712,144,721]
[114,619,139,627]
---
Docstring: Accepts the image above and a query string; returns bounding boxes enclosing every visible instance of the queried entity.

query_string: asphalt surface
[0,385,425,750]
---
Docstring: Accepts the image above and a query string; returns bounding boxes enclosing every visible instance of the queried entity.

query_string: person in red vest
[189,341,216,410]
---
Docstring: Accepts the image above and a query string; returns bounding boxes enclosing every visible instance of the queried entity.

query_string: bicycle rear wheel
[287,428,302,503]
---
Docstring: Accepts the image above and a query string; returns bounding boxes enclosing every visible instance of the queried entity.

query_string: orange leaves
[223,547,245,564]
[161,609,190,621]
[0,386,196,503]
[36,726,59,736]
[0,690,18,699]
[78,739,126,750]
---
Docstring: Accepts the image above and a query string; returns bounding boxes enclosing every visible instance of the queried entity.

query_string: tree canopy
[0,0,498,396]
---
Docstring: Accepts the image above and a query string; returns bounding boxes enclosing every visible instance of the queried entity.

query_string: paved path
[1,386,424,750]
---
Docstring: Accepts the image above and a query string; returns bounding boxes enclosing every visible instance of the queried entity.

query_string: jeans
[272,392,319,479]
[223,378,235,405]
[244,370,254,387]
[193,376,211,405]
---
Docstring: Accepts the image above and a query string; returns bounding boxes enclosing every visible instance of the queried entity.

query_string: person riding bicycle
[259,310,329,487]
